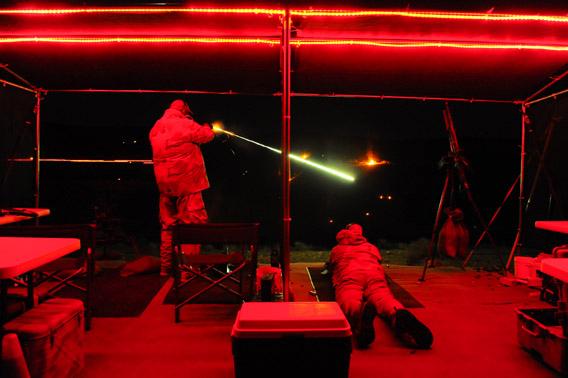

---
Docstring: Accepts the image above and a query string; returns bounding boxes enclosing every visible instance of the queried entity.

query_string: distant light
[388,195,392,200]
[300,152,311,160]
[379,195,384,200]
[365,212,371,216]
[356,151,390,168]
[329,219,334,224]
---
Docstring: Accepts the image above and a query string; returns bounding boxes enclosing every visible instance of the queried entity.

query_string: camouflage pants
[159,192,208,275]
[334,268,403,326]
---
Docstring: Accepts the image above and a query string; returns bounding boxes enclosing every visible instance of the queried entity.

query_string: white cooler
[231,301,352,378]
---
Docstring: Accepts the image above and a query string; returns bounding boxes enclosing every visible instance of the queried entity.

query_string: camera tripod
[420,103,504,281]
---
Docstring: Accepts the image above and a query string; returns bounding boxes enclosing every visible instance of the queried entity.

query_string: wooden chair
[172,223,259,322]
[0,224,96,330]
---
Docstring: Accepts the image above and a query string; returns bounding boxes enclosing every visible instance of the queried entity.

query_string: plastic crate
[516,307,568,374]
[232,302,352,378]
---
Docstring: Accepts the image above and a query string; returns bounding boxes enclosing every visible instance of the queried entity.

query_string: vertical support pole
[281,8,292,301]
[33,91,41,215]
[506,104,527,271]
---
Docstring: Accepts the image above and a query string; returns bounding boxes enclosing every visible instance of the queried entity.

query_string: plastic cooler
[231,301,352,378]
[516,307,568,374]
[2,298,84,378]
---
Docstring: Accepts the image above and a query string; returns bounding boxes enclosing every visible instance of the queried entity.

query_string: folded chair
[172,223,259,322]
[0,224,96,330]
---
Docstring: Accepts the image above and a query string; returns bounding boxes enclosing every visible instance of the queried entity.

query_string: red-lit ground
[82,264,559,377]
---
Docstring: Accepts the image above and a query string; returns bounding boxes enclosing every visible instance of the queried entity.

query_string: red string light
[2,36,566,52]
[290,9,568,23]
[0,8,284,16]
[0,37,280,45]
[293,39,568,51]
[1,8,568,23]
[2,7,568,51]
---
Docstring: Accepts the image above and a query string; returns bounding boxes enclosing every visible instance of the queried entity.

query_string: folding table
[0,236,80,323]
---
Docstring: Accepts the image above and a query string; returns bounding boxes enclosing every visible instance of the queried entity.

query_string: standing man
[150,99,215,276]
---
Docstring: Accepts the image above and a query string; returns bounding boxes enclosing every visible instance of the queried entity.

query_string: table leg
[25,272,35,309]
[1,279,7,323]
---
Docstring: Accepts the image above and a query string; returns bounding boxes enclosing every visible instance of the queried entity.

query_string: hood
[163,108,186,119]
[336,224,367,245]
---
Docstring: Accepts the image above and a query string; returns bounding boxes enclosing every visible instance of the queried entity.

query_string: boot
[392,309,433,349]
[355,301,377,348]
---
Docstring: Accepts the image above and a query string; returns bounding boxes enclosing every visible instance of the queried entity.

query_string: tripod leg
[543,165,565,218]
[420,173,450,281]
[455,165,501,249]
[462,175,519,269]
[525,114,558,214]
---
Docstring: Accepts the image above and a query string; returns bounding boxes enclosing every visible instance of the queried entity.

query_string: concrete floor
[83,264,562,377]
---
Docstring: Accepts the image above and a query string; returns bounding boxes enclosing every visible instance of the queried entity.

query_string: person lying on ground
[327,223,433,349]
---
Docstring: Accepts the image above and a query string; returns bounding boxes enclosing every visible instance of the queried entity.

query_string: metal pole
[292,92,518,105]
[281,8,292,301]
[506,104,527,271]
[524,67,568,104]
[33,91,41,214]
[419,173,450,281]
[462,175,519,269]
[48,88,272,96]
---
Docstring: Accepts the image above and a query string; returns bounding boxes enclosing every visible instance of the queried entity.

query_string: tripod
[420,103,503,281]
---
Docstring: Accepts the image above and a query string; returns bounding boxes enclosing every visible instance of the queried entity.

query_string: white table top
[535,221,568,235]
[0,208,50,226]
[541,259,568,283]
[0,236,80,279]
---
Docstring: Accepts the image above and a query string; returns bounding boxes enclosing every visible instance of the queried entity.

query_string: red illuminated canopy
[1,5,568,100]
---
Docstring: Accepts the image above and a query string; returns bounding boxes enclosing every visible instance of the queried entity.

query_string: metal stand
[524,106,565,219]
[420,103,500,281]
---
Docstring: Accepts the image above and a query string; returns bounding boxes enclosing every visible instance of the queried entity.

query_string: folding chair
[172,223,259,322]
[0,224,96,330]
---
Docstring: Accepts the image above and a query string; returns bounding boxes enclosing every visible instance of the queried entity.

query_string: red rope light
[1,7,568,23]
[293,39,568,51]
[0,37,280,45]
[0,8,284,16]
[2,36,566,52]
[291,9,568,23]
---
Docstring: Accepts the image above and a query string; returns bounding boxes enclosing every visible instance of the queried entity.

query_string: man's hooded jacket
[329,224,383,286]
[150,107,214,196]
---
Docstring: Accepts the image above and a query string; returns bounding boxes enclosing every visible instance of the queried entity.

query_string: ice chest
[3,298,84,378]
[231,302,352,378]
[516,307,568,374]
